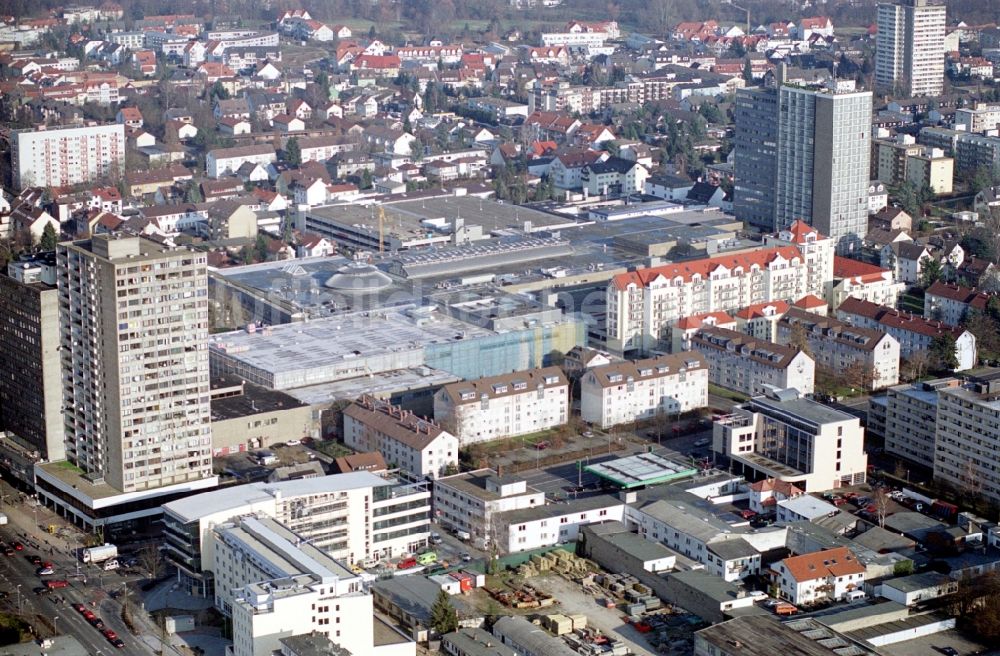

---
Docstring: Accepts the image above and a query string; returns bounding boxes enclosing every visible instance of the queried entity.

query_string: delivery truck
[81,543,118,564]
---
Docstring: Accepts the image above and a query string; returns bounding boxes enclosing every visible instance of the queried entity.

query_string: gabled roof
[925,280,990,310]
[344,395,450,452]
[794,294,827,310]
[837,297,966,339]
[833,256,892,283]
[735,300,789,320]
[586,353,706,389]
[612,246,802,290]
[691,326,804,370]
[440,367,567,406]
[674,311,736,330]
[778,546,864,582]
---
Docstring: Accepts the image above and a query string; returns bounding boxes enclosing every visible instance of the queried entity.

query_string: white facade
[580,352,708,429]
[607,244,822,354]
[433,470,545,551]
[934,375,1000,506]
[57,236,212,494]
[775,309,900,391]
[12,123,125,189]
[434,368,568,445]
[206,145,277,178]
[502,498,626,552]
[713,388,869,492]
[772,547,866,605]
[691,327,816,397]
[343,396,458,479]
[876,0,946,97]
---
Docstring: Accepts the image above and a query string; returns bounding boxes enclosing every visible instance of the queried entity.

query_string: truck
[0,513,7,525]
[81,544,118,564]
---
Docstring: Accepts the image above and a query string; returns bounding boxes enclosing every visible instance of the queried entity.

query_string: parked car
[36,567,54,576]
[693,438,710,447]
[397,558,418,570]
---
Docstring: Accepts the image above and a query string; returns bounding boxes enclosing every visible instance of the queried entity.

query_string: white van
[844,590,867,602]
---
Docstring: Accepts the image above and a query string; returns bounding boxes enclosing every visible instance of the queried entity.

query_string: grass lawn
[899,292,924,314]
[708,384,749,402]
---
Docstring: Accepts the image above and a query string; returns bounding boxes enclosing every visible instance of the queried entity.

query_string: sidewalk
[0,480,79,557]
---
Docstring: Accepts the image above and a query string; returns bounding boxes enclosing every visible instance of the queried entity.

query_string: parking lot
[875,628,987,656]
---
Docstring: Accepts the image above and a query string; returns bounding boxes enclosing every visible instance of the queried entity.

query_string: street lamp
[15,585,21,614]
[53,615,58,636]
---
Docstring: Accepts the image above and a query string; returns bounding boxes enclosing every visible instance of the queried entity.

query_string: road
[0,484,160,656]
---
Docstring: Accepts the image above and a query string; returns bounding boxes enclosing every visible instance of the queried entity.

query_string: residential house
[206,144,277,178]
[881,240,932,285]
[581,158,649,196]
[924,280,990,325]
[771,547,866,605]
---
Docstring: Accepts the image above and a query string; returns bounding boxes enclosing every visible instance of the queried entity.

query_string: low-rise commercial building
[433,470,545,551]
[344,395,458,479]
[879,572,958,606]
[433,368,568,445]
[209,378,317,456]
[713,388,868,492]
[500,495,625,552]
[162,473,431,596]
[580,353,708,429]
[690,327,815,396]
[775,308,900,390]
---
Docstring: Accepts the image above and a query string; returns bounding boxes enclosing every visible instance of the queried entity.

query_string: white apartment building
[829,256,905,309]
[934,371,1000,505]
[879,379,958,468]
[580,352,708,429]
[11,123,125,189]
[954,103,1000,133]
[876,0,946,97]
[923,280,990,326]
[35,236,219,537]
[837,297,977,371]
[433,367,568,445]
[501,495,625,552]
[764,221,836,304]
[433,470,545,551]
[343,395,458,479]
[607,244,818,355]
[206,144,277,178]
[213,516,413,656]
[775,308,900,390]
[713,388,869,492]
[690,327,816,397]
[162,473,432,596]
[772,547,866,605]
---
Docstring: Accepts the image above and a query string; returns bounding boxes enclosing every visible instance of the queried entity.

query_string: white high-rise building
[876,0,946,98]
[35,236,218,535]
[776,84,872,254]
[11,123,125,190]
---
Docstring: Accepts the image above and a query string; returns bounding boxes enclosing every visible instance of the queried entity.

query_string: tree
[39,223,58,251]
[971,166,996,194]
[139,542,163,580]
[873,487,890,528]
[184,181,203,203]
[787,321,813,357]
[929,333,959,372]
[920,257,943,288]
[742,58,753,84]
[285,137,301,166]
[430,588,458,635]
[254,234,269,263]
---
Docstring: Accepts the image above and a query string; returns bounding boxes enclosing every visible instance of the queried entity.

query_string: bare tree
[873,487,890,528]
[139,542,163,580]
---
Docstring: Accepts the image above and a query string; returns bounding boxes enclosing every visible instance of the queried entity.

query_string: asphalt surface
[0,484,158,656]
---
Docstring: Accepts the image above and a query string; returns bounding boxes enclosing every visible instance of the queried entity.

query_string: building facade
[713,388,869,491]
[580,353,708,429]
[433,470,545,551]
[0,255,64,467]
[934,371,1000,505]
[775,308,900,390]
[690,327,816,397]
[772,547,866,605]
[343,395,458,479]
[606,245,819,355]
[876,0,946,97]
[433,368,568,445]
[12,123,125,189]
[881,379,958,468]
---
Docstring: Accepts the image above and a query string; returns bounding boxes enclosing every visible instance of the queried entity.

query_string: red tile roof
[735,300,790,320]
[833,256,891,282]
[794,294,827,309]
[675,311,736,330]
[925,280,990,311]
[612,246,802,291]
[781,547,864,582]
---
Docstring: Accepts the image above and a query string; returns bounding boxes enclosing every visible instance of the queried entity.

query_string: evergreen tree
[930,333,959,372]
[39,222,58,251]
[430,588,458,635]
[254,234,269,263]
[285,137,302,166]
